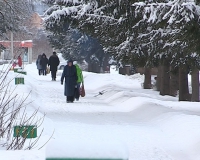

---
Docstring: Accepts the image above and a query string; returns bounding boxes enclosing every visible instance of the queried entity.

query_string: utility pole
[11,32,13,59]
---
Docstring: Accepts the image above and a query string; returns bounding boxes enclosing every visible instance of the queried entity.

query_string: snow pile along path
[1,63,200,160]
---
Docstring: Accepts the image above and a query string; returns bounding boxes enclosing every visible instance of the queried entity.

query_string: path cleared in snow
[2,63,200,160]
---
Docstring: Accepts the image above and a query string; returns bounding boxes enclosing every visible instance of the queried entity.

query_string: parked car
[57,53,67,70]
[58,61,67,70]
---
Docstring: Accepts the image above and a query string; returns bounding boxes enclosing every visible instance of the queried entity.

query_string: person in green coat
[74,61,83,101]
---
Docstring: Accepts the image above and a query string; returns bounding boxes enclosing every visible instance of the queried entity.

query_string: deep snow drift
[1,63,200,160]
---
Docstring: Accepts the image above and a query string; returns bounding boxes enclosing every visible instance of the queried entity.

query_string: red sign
[0,40,33,48]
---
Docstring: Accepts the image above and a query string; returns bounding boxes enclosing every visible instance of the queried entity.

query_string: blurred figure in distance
[48,51,60,81]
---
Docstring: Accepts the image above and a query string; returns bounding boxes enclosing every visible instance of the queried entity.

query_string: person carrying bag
[46,66,50,74]
[61,60,77,103]
[74,62,85,100]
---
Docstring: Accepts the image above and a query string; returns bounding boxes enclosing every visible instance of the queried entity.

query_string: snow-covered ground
[1,63,200,160]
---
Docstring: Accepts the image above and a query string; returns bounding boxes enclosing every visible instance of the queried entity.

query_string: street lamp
[11,32,13,59]
[21,41,25,69]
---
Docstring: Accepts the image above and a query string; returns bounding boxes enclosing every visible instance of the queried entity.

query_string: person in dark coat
[36,55,43,75]
[61,60,78,103]
[40,53,48,75]
[48,52,60,81]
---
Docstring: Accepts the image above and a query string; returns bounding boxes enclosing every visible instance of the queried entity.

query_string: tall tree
[0,0,33,38]
[43,0,200,101]
[131,0,200,100]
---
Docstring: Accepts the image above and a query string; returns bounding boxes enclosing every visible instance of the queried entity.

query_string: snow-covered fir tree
[43,0,112,72]
[131,0,200,100]
[43,0,200,101]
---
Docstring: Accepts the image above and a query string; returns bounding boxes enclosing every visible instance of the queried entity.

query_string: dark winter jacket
[40,54,48,69]
[61,64,78,96]
[48,54,60,71]
[36,55,42,70]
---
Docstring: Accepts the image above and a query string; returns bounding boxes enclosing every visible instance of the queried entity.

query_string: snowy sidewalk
[2,63,200,160]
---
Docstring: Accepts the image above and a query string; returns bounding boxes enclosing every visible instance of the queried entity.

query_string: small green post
[14,125,37,138]
[17,70,27,75]
[14,67,22,72]
[15,77,24,85]
[14,68,18,72]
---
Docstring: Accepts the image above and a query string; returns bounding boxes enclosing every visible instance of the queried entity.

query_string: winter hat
[67,59,73,64]
[42,53,46,57]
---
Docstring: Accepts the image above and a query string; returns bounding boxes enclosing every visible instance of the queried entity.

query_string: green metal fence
[46,158,126,160]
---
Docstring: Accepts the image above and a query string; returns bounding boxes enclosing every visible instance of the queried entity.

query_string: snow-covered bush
[0,63,45,150]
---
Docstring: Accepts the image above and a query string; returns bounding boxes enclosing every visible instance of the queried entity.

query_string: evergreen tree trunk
[179,66,190,101]
[119,67,126,75]
[99,60,104,73]
[191,69,199,102]
[156,66,161,91]
[143,67,151,89]
[125,66,130,75]
[100,66,104,73]
[160,59,170,96]
[170,66,179,97]
[88,63,92,72]
[93,63,100,73]
[170,72,178,97]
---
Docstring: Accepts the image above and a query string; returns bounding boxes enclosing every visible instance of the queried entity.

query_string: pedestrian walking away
[18,55,22,67]
[40,53,48,75]
[74,61,84,101]
[61,60,78,103]
[48,51,60,81]
[36,55,42,75]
